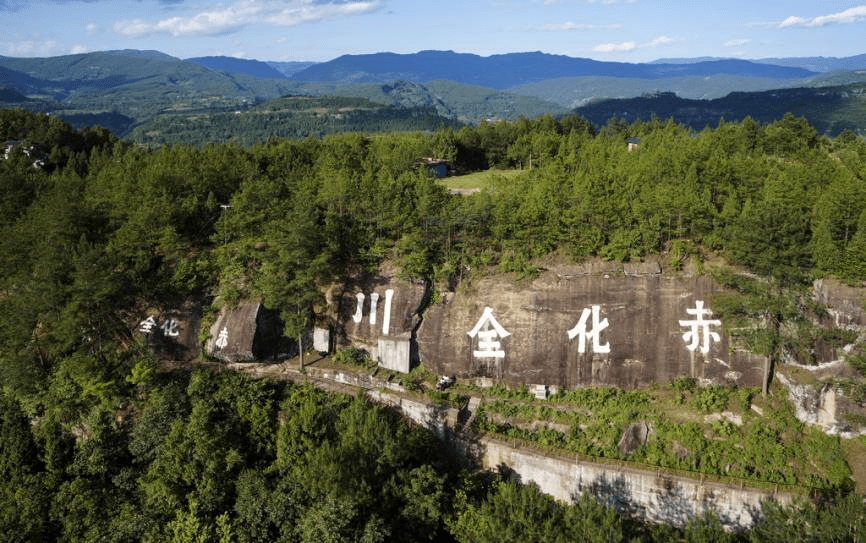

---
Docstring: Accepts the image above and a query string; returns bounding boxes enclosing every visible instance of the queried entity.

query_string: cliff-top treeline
[2,108,866,540]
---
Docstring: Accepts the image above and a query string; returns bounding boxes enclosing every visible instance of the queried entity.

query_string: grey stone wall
[377,337,411,373]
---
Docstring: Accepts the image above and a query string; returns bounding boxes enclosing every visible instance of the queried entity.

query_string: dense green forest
[2,108,866,540]
[124,96,464,146]
[573,84,866,137]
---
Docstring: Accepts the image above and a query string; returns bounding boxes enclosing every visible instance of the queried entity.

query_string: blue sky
[2,0,865,63]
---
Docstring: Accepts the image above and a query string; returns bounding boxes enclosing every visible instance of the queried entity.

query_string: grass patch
[462,381,851,493]
[841,436,866,493]
[441,168,524,191]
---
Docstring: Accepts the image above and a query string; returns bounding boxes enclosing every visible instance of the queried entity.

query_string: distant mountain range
[186,56,287,79]
[655,54,866,73]
[183,56,317,79]
[574,86,866,137]
[286,50,819,89]
[2,49,866,141]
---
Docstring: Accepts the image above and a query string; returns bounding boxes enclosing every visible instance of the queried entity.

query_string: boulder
[133,296,203,361]
[618,421,651,456]
[205,301,295,363]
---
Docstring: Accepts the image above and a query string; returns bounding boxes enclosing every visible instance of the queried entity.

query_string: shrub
[691,385,732,413]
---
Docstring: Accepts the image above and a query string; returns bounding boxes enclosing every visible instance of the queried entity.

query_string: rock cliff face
[205,302,296,363]
[132,296,204,361]
[765,277,866,436]
[333,270,428,370]
[416,262,765,388]
[813,278,866,328]
[136,264,866,399]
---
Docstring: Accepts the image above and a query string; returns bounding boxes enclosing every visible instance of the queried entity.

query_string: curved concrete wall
[364,388,791,531]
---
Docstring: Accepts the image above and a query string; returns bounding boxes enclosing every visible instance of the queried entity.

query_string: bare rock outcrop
[205,301,295,363]
[132,295,203,361]
[618,421,651,456]
[416,263,766,388]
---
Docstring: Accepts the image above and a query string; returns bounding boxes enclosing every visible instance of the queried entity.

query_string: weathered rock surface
[776,371,866,437]
[416,263,766,388]
[205,301,295,363]
[618,421,651,456]
[765,278,866,436]
[133,262,866,413]
[334,269,427,371]
[813,278,866,328]
[133,296,203,361]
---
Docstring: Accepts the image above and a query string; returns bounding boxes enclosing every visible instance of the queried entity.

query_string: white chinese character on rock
[567,305,611,354]
[369,292,379,326]
[467,307,511,359]
[215,327,229,349]
[382,289,393,335]
[350,289,395,335]
[161,319,180,337]
[679,300,722,354]
[139,316,157,334]
[352,293,365,323]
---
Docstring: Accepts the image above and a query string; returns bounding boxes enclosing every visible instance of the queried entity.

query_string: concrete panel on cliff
[378,337,411,373]
[205,301,295,363]
[417,263,766,388]
[313,327,332,353]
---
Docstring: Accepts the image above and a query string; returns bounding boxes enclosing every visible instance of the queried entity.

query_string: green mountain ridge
[4,49,866,143]
[125,94,464,146]
[574,84,866,137]
[510,75,815,108]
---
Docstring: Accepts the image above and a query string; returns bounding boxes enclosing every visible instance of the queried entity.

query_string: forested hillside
[6,50,866,143]
[574,84,866,137]
[2,108,866,540]
[124,95,463,146]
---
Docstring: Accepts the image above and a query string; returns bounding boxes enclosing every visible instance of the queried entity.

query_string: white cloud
[778,15,806,28]
[70,44,89,54]
[724,38,750,47]
[591,35,673,54]
[115,1,263,37]
[114,0,384,38]
[86,22,100,35]
[266,1,380,27]
[0,39,61,56]
[592,41,636,52]
[540,21,621,30]
[646,35,672,47]
[778,5,866,28]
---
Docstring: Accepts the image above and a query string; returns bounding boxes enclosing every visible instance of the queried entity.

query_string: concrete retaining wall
[366,389,792,530]
[478,436,789,530]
